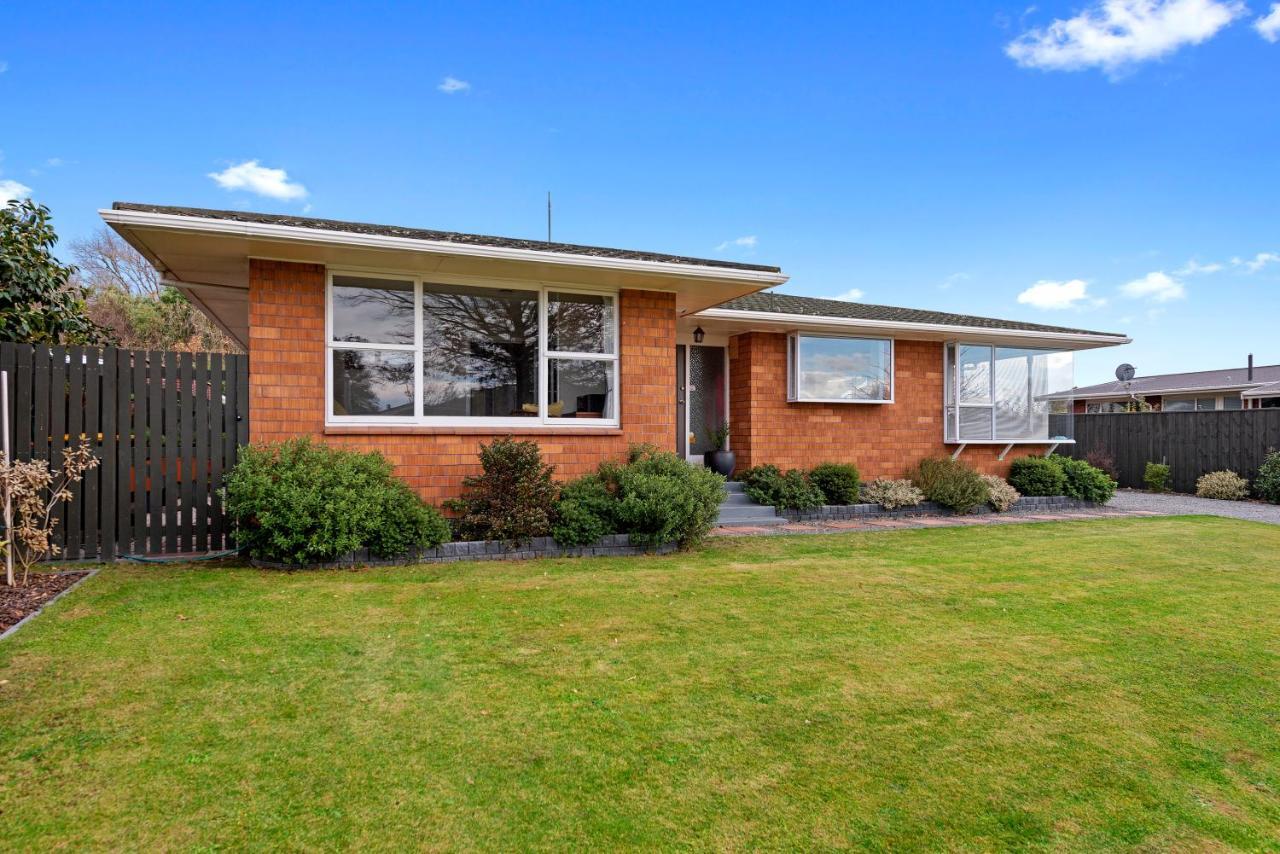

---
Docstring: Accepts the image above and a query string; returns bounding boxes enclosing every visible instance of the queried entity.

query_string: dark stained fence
[0,343,249,561]
[1063,410,1280,493]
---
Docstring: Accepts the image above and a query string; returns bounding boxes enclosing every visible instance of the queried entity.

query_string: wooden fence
[1062,410,1280,493]
[0,343,249,561]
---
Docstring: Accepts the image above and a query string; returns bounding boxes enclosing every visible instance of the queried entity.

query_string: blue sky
[3,0,1278,384]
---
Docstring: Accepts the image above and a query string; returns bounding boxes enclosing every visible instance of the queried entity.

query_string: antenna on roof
[546,191,552,243]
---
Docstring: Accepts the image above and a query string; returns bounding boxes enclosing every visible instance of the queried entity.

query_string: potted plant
[703,422,734,477]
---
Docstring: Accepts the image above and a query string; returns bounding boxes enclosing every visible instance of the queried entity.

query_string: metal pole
[2,370,12,587]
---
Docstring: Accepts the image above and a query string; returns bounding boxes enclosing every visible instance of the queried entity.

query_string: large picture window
[327,274,618,426]
[787,334,893,403]
[945,343,1074,442]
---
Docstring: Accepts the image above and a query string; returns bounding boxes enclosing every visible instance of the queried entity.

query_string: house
[1043,356,1280,413]
[100,203,1129,503]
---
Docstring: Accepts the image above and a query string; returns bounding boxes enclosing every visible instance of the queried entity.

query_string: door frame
[676,332,731,464]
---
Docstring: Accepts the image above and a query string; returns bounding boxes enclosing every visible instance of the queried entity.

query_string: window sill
[324,424,625,437]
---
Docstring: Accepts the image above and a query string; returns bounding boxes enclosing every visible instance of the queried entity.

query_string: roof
[110,202,781,274]
[714,292,1126,338]
[1241,380,1280,399]
[1044,363,1280,400]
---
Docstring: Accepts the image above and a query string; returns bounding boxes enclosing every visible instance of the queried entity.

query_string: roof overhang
[690,307,1132,351]
[1045,383,1257,401]
[101,208,790,348]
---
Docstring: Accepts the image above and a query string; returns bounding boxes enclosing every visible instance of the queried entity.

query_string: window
[787,334,893,402]
[1086,401,1130,414]
[1162,398,1194,412]
[945,343,1074,441]
[327,274,618,426]
[1196,397,1218,411]
[1222,395,1243,411]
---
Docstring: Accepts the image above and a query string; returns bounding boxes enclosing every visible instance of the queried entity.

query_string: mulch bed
[1,572,90,634]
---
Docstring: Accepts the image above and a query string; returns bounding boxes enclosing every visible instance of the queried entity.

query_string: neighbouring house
[101,203,1129,503]
[1044,356,1280,414]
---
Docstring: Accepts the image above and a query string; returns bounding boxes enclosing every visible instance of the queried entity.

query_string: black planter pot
[704,449,736,477]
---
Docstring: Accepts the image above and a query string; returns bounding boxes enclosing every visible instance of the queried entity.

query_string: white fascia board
[99,209,790,286]
[695,307,1132,348]
[1053,384,1258,401]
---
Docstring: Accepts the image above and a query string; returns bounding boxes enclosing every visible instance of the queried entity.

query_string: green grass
[2,517,1278,850]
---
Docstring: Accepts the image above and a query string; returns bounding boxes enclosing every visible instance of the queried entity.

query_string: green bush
[1255,450,1280,504]
[1144,462,1172,493]
[980,474,1020,512]
[859,478,924,510]
[911,457,989,514]
[445,437,558,542]
[1195,470,1250,501]
[1050,455,1118,504]
[809,462,860,505]
[1007,456,1066,497]
[225,438,449,564]
[740,464,824,511]
[551,445,725,550]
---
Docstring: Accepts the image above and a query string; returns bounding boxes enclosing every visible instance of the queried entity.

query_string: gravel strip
[1108,489,1280,525]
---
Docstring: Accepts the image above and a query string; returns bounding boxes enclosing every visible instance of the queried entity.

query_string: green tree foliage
[0,199,101,343]
[445,437,559,542]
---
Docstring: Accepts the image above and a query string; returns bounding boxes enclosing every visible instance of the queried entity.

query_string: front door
[678,344,728,463]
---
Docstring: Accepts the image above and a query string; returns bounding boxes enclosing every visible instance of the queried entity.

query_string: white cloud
[715,235,757,251]
[1174,258,1223,275]
[438,76,471,94]
[207,160,307,200]
[1120,270,1186,301]
[1005,0,1246,75]
[940,272,971,290]
[1256,3,1280,40]
[831,288,865,302]
[1016,278,1096,310]
[1,179,32,203]
[1233,251,1280,272]
[0,61,8,74]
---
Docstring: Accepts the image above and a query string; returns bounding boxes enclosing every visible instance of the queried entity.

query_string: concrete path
[1108,489,1280,526]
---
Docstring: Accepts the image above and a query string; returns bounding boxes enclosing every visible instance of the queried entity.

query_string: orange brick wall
[728,332,1052,478]
[248,259,676,504]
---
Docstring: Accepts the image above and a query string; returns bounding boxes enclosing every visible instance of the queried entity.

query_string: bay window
[787,333,893,403]
[945,343,1074,442]
[328,273,618,426]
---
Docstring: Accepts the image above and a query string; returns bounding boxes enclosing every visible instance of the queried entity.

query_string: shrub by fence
[1064,410,1280,493]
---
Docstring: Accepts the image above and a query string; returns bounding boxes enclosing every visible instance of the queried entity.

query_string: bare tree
[70,229,163,296]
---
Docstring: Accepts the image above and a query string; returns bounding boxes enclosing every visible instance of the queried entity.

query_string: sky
[2,0,1278,385]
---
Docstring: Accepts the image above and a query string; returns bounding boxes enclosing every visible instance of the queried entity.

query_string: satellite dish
[1115,363,1136,382]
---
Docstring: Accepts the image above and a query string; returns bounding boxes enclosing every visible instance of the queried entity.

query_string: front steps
[715,481,786,527]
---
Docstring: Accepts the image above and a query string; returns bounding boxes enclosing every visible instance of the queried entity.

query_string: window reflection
[331,350,414,416]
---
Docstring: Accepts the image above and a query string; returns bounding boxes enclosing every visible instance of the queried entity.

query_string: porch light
[693,326,705,343]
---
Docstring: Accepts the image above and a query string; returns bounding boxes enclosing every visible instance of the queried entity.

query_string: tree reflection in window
[421,284,539,417]
[331,350,414,416]
[331,277,414,344]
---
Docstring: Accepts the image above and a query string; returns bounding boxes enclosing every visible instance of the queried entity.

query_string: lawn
[1,517,1278,850]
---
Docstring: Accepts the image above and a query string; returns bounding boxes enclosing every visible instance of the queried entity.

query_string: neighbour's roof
[1241,380,1280,399]
[715,292,1126,338]
[110,202,782,274]
[1045,363,1280,400]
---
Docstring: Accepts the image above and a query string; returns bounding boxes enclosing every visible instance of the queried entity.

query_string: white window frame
[785,332,894,404]
[325,269,620,428]
[943,341,1076,445]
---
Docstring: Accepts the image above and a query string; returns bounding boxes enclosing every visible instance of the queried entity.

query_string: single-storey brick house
[102,203,1129,502]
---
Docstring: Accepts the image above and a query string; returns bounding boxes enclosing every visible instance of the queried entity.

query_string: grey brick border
[785,496,1097,523]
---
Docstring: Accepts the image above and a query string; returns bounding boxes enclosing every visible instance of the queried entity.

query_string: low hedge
[1144,462,1172,494]
[739,464,825,512]
[1007,456,1066,497]
[809,462,860,505]
[1257,450,1280,504]
[225,438,450,565]
[1049,455,1118,504]
[911,457,989,514]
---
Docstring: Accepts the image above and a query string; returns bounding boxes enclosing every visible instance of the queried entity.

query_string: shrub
[445,437,559,542]
[980,474,1020,512]
[860,478,924,510]
[552,445,725,550]
[739,464,824,512]
[551,474,616,547]
[1256,450,1280,504]
[1007,456,1066,497]
[809,462,860,505]
[911,457,989,514]
[1050,455,1118,504]
[1195,470,1250,501]
[1143,462,1172,493]
[0,436,100,586]
[1084,447,1118,480]
[225,438,449,564]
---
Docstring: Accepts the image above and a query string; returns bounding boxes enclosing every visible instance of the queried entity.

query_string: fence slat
[178,352,195,553]
[67,347,85,559]
[14,345,33,460]
[49,346,67,555]
[147,351,165,554]
[194,352,210,552]
[82,347,102,560]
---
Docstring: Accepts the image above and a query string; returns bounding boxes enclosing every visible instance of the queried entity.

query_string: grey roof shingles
[1047,363,1280,399]
[715,292,1126,338]
[111,202,782,274]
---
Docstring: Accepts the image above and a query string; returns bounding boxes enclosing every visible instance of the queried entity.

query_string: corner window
[945,343,1074,441]
[786,334,893,403]
[327,274,618,426]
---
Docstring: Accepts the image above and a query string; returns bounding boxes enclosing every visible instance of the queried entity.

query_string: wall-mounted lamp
[693,326,705,343]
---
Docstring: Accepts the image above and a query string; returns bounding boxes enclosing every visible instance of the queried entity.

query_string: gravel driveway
[1108,489,1280,525]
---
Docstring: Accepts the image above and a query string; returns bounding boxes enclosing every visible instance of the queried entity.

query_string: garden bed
[1,570,94,637]
[785,495,1095,522]
[250,533,678,570]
